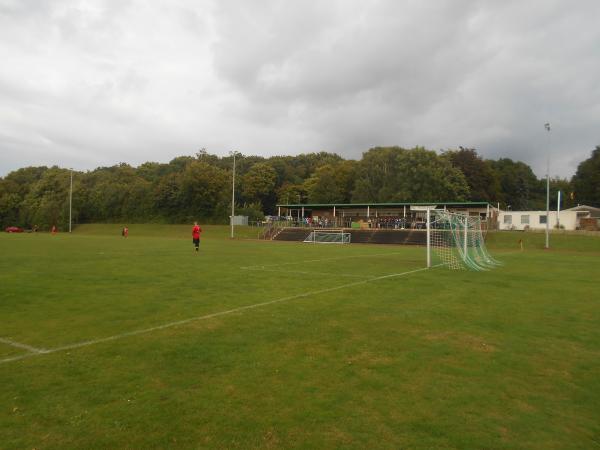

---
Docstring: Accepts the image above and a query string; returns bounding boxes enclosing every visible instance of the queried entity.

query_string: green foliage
[488,158,544,209]
[304,160,357,203]
[443,147,500,201]
[154,172,183,220]
[180,161,229,221]
[1,145,595,228]
[18,167,73,229]
[571,146,600,206]
[0,167,49,228]
[0,191,21,227]
[276,183,305,205]
[549,177,575,209]
[241,162,277,209]
[352,147,470,202]
[268,152,343,186]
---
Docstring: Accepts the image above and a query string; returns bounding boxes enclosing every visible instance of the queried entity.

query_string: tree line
[1,145,599,230]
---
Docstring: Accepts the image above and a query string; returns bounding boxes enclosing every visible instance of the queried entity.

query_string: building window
[539,215,547,224]
[504,215,512,224]
[521,215,530,224]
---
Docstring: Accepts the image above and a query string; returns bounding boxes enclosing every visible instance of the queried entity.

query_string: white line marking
[0,265,438,365]
[0,354,34,364]
[0,337,47,354]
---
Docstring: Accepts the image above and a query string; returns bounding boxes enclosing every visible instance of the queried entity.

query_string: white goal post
[427,209,502,271]
[410,205,500,270]
[411,205,436,268]
[304,230,351,244]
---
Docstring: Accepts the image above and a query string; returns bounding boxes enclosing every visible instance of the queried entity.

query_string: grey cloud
[0,0,599,178]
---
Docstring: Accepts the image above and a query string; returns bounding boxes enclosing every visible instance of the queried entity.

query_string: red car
[5,226,24,233]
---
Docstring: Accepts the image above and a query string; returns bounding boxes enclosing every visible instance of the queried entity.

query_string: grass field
[1,225,599,449]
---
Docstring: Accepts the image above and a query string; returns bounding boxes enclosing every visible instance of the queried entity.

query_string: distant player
[51,225,57,235]
[192,222,202,252]
[122,226,129,238]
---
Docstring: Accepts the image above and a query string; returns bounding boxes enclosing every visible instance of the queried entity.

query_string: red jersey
[192,225,202,239]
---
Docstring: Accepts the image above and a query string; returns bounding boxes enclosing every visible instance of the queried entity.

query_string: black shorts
[193,238,200,246]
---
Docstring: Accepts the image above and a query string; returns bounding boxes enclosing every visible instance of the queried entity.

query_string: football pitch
[1,225,599,449]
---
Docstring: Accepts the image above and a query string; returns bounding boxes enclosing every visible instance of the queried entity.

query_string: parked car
[5,226,24,233]
[264,215,290,222]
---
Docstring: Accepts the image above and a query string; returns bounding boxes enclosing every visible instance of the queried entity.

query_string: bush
[235,203,264,222]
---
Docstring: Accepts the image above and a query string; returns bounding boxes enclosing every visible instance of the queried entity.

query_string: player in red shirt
[192,222,202,252]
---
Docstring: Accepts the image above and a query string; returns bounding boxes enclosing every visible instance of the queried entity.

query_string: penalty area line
[0,264,439,365]
[0,337,48,354]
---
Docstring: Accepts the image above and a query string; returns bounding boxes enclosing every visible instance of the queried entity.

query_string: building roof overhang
[276,201,493,209]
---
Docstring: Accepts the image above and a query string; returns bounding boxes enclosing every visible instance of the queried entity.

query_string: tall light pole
[230,151,237,239]
[544,123,551,249]
[69,168,73,233]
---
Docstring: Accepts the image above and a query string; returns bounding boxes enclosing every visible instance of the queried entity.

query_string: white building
[497,210,585,231]
[563,205,600,228]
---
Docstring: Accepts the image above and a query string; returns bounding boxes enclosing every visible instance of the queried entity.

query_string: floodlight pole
[544,123,551,249]
[426,208,431,268]
[557,190,561,228]
[230,151,236,239]
[69,168,73,233]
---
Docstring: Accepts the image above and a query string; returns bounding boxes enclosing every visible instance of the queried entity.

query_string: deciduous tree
[571,146,600,206]
[241,162,277,209]
[443,148,500,202]
[352,147,470,203]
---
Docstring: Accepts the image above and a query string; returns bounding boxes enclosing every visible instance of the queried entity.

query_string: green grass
[1,226,599,449]
[73,223,264,240]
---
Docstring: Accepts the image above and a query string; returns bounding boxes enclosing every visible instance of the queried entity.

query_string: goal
[304,230,351,244]
[429,210,502,270]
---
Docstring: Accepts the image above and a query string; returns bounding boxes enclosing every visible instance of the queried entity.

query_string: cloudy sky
[0,0,598,178]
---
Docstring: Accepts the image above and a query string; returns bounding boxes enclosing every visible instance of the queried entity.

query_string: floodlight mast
[426,208,431,268]
[69,168,73,233]
[230,151,237,239]
[544,123,551,249]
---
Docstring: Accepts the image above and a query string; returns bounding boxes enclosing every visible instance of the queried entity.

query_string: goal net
[429,211,501,270]
[304,230,351,244]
